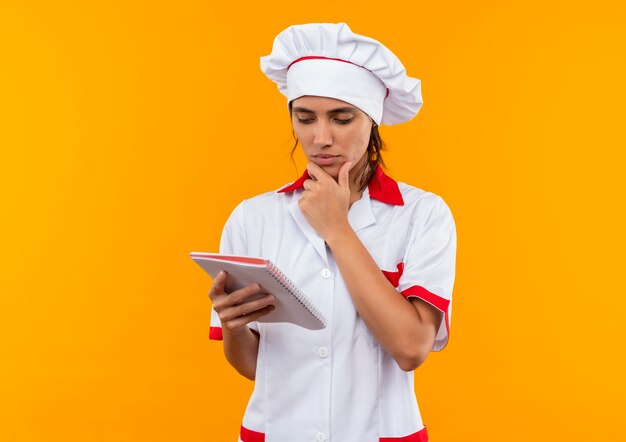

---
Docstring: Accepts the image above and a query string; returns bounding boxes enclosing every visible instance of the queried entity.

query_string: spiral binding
[266,261,326,326]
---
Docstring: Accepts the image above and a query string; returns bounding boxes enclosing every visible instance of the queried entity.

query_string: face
[291,96,373,181]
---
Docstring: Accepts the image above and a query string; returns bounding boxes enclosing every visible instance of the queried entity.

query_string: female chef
[208,23,456,442]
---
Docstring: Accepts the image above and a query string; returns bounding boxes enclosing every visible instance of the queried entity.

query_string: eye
[295,113,315,124]
[334,117,354,125]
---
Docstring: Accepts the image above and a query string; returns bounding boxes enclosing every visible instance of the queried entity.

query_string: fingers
[209,273,277,334]
[212,280,275,314]
[224,303,276,330]
[307,162,331,182]
[212,281,257,307]
[208,270,227,302]
[302,179,315,191]
[219,293,276,324]
[221,293,273,321]
[307,163,319,180]
[231,282,261,302]
[209,273,267,309]
[338,161,352,191]
[301,178,319,202]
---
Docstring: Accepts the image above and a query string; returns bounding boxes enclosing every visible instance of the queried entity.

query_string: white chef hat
[260,23,423,126]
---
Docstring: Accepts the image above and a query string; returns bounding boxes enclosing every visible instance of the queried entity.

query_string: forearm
[298,162,439,370]
[209,273,275,380]
[325,226,437,371]
[222,327,260,380]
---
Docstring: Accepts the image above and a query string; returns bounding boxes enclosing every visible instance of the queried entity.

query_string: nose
[313,120,333,147]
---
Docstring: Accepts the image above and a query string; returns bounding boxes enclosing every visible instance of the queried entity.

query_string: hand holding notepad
[191,253,327,330]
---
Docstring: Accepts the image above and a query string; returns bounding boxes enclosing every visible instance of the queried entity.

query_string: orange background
[1,1,625,441]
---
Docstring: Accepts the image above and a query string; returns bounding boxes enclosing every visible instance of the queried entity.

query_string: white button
[317,346,329,358]
[316,432,327,441]
[320,268,332,279]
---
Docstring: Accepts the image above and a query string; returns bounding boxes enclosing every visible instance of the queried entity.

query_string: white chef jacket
[209,167,456,442]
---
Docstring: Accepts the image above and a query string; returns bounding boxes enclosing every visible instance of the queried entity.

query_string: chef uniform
[209,23,457,442]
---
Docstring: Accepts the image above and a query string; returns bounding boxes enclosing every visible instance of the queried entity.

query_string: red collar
[278,166,404,206]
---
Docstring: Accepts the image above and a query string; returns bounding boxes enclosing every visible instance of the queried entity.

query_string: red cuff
[380,426,428,441]
[209,326,223,340]
[240,425,265,442]
[401,285,450,348]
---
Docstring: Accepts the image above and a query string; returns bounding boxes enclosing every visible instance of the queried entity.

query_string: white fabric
[287,58,387,124]
[260,23,423,125]
[210,175,456,441]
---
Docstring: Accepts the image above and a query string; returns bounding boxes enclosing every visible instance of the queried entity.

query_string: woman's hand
[298,161,353,240]
[209,271,275,336]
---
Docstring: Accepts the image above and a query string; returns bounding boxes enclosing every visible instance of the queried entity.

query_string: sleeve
[209,200,260,340]
[397,195,457,351]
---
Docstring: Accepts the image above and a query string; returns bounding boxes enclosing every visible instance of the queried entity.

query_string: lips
[312,154,340,166]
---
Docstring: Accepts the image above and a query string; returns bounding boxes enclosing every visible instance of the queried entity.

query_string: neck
[347,161,370,207]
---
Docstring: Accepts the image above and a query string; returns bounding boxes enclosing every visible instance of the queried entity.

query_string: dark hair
[362,124,386,188]
[288,103,387,190]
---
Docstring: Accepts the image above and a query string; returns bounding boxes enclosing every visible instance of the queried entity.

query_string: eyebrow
[292,106,357,114]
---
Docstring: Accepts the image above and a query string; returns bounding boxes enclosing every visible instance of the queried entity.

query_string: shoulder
[227,184,298,219]
[240,185,296,208]
[396,181,453,219]
[221,185,298,254]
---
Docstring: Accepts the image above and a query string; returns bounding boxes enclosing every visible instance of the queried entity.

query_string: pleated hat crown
[260,23,423,126]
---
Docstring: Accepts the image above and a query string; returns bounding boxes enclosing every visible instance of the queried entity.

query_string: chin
[319,165,340,180]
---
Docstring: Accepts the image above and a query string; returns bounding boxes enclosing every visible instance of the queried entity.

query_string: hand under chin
[317,164,340,181]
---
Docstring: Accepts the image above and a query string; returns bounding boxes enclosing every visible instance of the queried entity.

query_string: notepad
[190,252,326,330]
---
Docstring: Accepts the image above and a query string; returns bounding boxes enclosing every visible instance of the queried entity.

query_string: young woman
[208,23,457,442]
